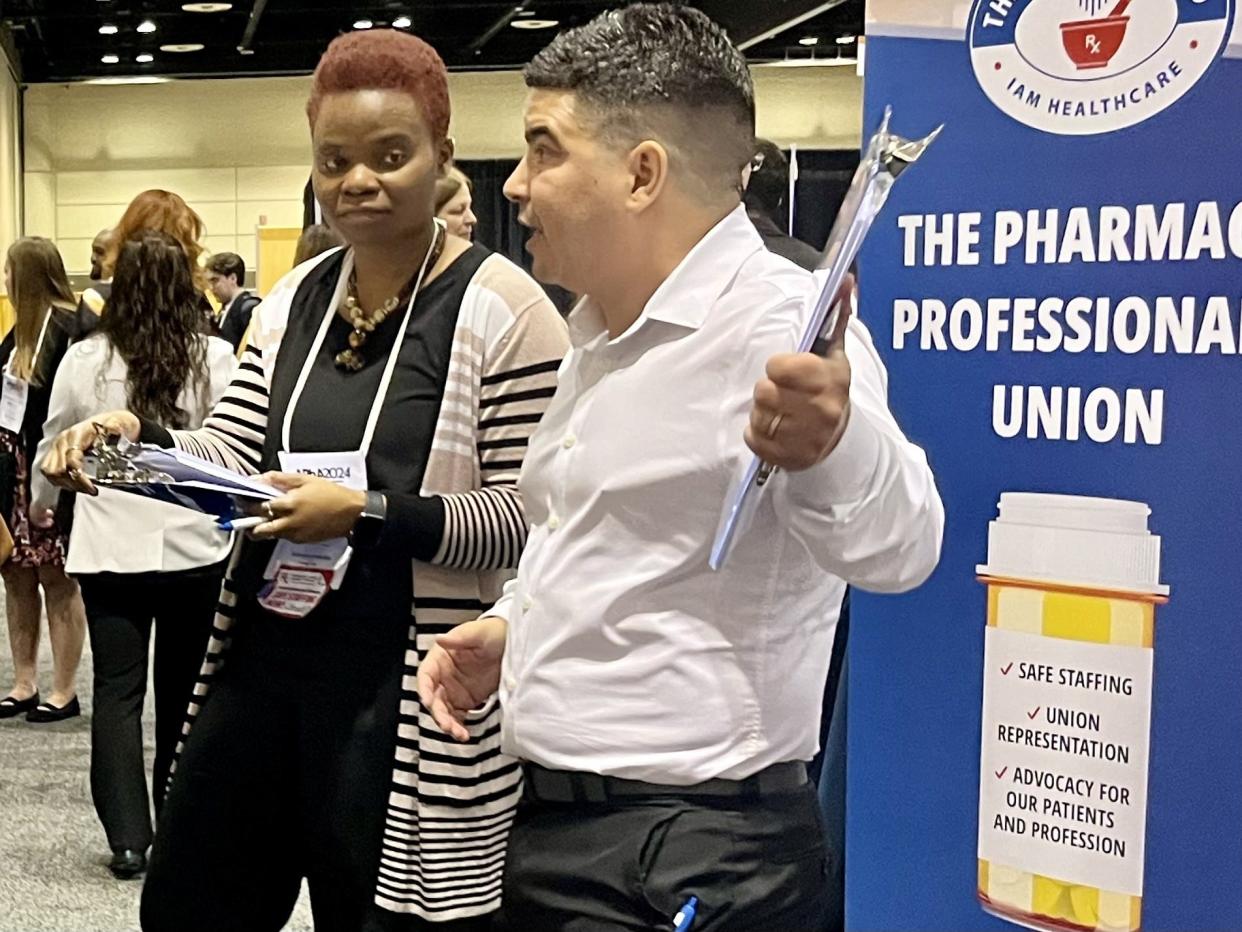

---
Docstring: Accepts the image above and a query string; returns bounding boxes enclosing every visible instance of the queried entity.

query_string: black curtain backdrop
[458,148,860,313]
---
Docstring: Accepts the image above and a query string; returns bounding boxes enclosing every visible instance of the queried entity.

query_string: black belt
[523,761,808,804]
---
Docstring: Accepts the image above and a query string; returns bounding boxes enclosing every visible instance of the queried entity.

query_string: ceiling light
[136,53,154,63]
[392,15,412,29]
[182,3,232,12]
[760,57,857,69]
[161,43,205,53]
[86,76,173,85]
[510,18,559,29]
[99,24,118,35]
[237,46,255,55]
[517,9,536,15]
[836,35,856,45]
[137,20,157,33]
[799,36,819,46]
[353,19,373,29]
[101,54,120,64]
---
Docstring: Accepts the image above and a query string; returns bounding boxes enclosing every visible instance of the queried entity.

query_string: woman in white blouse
[33,230,236,880]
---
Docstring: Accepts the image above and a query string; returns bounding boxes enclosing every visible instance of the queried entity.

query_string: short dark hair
[744,138,789,219]
[206,251,245,284]
[524,3,755,201]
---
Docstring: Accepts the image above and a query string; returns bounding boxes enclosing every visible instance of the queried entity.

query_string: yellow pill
[1069,884,1101,926]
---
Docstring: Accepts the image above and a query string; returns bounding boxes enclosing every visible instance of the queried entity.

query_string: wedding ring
[766,413,785,439]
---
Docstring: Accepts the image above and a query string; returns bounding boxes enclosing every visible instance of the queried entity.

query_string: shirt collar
[567,204,763,347]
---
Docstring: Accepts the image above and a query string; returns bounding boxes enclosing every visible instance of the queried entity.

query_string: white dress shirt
[495,205,944,784]
[32,333,237,574]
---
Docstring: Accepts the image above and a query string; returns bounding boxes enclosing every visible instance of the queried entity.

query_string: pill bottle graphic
[976,493,1168,932]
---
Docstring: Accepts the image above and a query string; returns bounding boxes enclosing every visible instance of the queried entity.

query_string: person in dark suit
[744,138,822,271]
[205,252,260,352]
[76,228,114,328]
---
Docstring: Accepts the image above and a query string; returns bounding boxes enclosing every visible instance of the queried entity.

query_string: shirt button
[562,435,576,449]
[504,675,517,692]
[547,513,560,531]
[522,595,533,611]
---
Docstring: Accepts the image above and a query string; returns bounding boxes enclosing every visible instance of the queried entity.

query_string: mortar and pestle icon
[1060,0,1133,69]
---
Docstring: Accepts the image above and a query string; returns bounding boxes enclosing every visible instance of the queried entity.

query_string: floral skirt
[0,431,66,568]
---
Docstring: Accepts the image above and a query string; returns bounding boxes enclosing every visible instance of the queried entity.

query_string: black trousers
[139,604,494,932]
[79,564,224,853]
[496,779,834,932]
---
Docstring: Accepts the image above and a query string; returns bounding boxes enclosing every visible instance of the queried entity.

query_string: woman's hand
[249,473,367,544]
[40,410,142,496]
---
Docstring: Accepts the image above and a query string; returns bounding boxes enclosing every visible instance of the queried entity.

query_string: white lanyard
[280,220,443,459]
[4,309,54,379]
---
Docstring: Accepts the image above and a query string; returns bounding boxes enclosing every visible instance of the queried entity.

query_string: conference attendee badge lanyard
[258,222,442,620]
[0,310,53,435]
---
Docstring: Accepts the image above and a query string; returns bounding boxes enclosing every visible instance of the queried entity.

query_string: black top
[0,307,98,463]
[748,209,823,272]
[230,244,492,630]
[218,291,260,352]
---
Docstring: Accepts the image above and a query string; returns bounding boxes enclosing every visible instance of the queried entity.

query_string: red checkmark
[1000,662,1013,675]
[995,767,1008,779]
[1028,706,1041,720]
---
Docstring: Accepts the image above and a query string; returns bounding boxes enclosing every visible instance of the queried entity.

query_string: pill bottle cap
[977,492,1168,595]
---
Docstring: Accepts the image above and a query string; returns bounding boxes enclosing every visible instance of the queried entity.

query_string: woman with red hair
[44,28,567,931]
[105,189,207,283]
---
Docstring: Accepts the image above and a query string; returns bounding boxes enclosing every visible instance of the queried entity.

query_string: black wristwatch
[349,491,388,550]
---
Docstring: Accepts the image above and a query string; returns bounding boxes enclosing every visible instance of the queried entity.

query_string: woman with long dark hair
[0,237,90,723]
[33,230,236,879]
[43,28,568,931]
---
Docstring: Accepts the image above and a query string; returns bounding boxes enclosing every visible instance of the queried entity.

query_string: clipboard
[709,107,942,570]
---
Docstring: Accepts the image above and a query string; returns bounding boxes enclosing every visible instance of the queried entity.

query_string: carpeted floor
[0,597,313,931]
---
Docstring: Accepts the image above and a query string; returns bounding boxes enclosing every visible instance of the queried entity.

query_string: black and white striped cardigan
[170,248,569,921]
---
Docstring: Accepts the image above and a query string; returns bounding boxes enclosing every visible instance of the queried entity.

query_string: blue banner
[850,2,1241,929]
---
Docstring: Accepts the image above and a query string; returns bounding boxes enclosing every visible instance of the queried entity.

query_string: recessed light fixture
[136,53,154,63]
[799,36,819,46]
[237,46,256,56]
[87,76,173,85]
[836,35,856,45]
[510,18,559,29]
[354,19,373,29]
[137,20,157,33]
[101,54,120,64]
[517,9,536,15]
[161,43,205,53]
[182,3,232,12]
[99,24,118,35]
[393,15,412,29]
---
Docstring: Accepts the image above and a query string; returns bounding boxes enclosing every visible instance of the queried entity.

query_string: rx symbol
[1085,34,1102,53]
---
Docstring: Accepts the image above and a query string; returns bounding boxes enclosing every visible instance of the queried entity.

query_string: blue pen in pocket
[672,896,698,931]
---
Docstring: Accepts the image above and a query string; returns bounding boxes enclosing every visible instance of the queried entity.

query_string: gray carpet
[0,595,313,931]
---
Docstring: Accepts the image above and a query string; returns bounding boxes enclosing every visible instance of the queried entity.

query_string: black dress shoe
[0,692,40,719]
[26,696,81,723]
[108,849,147,880]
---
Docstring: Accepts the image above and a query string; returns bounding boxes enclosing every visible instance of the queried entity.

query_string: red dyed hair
[105,189,206,289]
[307,29,450,141]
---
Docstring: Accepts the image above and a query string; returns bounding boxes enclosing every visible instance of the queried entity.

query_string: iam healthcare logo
[969,0,1235,134]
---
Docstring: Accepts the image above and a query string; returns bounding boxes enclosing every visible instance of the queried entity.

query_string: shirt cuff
[137,416,174,448]
[375,492,446,562]
[783,401,882,510]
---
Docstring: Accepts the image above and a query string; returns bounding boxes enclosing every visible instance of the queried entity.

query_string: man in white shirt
[419,4,945,929]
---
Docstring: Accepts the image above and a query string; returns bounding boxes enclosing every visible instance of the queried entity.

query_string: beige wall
[24,66,862,275]
[0,47,21,292]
